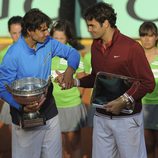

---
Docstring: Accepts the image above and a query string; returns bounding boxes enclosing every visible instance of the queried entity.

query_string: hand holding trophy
[6,77,50,128]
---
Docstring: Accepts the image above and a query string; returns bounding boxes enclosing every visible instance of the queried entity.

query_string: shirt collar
[20,35,50,54]
[96,28,119,49]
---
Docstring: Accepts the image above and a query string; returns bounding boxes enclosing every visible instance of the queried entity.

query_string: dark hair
[139,21,158,37]
[22,8,52,36]
[84,2,117,28]
[8,16,23,32]
[50,19,80,49]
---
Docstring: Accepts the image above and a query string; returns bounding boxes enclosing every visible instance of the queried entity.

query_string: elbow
[152,81,156,92]
[149,80,156,93]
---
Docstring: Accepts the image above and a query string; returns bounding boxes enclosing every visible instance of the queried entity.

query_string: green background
[0,0,158,38]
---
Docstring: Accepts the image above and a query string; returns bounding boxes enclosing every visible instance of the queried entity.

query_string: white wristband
[123,93,134,104]
[74,78,80,87]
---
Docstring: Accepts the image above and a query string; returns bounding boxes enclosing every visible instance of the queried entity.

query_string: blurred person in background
[0,16,23,129]
[59,0,97,50]
[140,21,158,158]
[50,19,87,158]
[0,16,23,63]
[82,52,94,127]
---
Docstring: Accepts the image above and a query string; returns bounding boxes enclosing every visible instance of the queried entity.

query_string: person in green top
[50,20,87,158]
[139,21,158,158]
[83,52,92,74]
[0,16,23,129]
[0,16,23,63]
[82,51,95,127]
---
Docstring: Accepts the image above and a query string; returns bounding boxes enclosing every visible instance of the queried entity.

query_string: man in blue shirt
[0,8,80,158]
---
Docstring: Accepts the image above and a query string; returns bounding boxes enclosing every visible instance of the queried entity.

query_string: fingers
[54,76,63,83]
[61,83,66,89]
[55,70,62,75]
[54,70,74,90]
[54,71,64,84]
[23,95,46,113]
[104,104,112,113]
[38,95,46,107]
[23,103,38,112]
[61,79,74,90]
[105,100,122,115]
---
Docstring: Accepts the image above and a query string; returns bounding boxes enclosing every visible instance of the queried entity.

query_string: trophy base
[21,113,46,129]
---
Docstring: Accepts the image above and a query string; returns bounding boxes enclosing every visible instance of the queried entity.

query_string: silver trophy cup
[6,77,50,128]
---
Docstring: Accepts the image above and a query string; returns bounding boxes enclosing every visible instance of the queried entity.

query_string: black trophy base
[21,112,46,129]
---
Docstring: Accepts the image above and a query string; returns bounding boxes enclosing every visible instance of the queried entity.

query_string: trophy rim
[9,77,48,97]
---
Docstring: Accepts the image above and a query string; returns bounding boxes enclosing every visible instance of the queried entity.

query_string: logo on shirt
[113,55,120,58]
[43,52,51,65]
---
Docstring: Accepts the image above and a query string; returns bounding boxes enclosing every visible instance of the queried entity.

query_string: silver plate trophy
[91,72,139,114]
[6,77,50,128]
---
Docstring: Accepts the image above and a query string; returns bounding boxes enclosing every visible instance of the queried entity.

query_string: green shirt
[51,56,84,108]
[0,46,10,63]
[142,56,158,104]
[83,52,91,74]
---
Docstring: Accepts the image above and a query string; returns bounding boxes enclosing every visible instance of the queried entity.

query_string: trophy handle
[47,76,52,87]
[5,84,13,93]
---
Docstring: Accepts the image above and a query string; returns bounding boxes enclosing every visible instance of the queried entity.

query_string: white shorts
[0,102,12,124]
[58,104,87,132]
[92,112,147,158]
[12,115,62,158]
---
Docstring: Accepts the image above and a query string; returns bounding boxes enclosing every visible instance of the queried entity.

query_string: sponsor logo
[114,55,120,58]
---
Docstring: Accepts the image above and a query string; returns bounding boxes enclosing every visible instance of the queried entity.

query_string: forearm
[67,48,80,70]
[65,66,75,76]
[0,91,22,111]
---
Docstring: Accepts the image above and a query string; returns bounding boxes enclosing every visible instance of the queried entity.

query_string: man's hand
[104,96,127,115]
[23,94,46,113]
[54,70,64,86]
[63,67,75,89]
[55,66,75,89]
